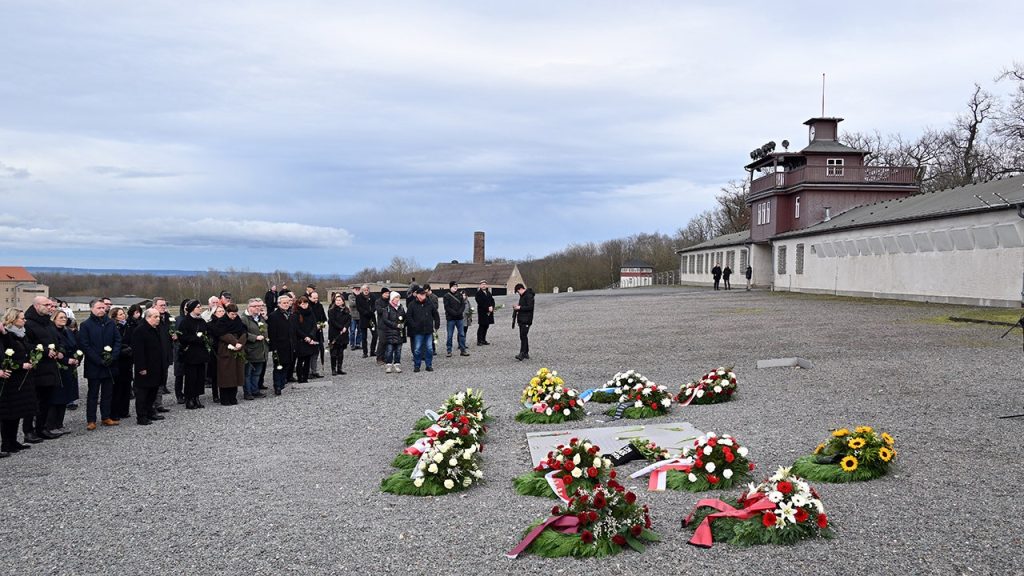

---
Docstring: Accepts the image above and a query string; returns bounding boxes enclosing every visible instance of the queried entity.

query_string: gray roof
[59,296,152,306]
[774,175,1024,239]
[800,140,867,154]
[621,259,653,269]
[426,262,519,286]
[676,230,751,253]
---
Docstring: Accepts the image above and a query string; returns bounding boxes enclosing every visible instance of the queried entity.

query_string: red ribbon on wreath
[683,492,776,548]
[505,515,580,559]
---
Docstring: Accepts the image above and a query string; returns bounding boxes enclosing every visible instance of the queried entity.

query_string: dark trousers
[330,341,345,373]
[519,323,531,357]
[713,276,721,290]
[220,386,238,405]
[86,377,114,422]
[173,344,184,396]
[1,419,20,450]
[376,329,387,362]
[112,368,133,419]
[135,385,157,421]
[477,322,490,344]
[46,404,67,430]
[258,361,267,388]
[32,385,56,434]
[183,363,206,399]
[296,354,312,383]
[723,277,731,290]
[272,349,293,391]
[359,317,374,355]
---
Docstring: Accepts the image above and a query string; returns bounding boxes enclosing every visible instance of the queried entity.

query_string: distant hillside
[28,267,206,277]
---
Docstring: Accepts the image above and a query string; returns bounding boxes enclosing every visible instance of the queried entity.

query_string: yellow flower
[530,377,540,386]
[855,426,873,434]
[881,432,895,446]
[878,447,894,462]
[848,438,866,450]
[813,443,825,455]
[840,455,858,472]
[832,428,850,438]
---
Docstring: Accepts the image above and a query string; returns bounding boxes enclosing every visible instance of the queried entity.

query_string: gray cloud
[88,165,183,179]
[0,161,30,179]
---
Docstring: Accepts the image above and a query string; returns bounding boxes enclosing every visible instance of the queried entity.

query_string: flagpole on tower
[821,73,826,116]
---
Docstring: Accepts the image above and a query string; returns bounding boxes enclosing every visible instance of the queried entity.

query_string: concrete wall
[771,209,1024,307]
[679,246,752,287]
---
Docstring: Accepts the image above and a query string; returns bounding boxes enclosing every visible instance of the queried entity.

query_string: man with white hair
[23,297,62,441]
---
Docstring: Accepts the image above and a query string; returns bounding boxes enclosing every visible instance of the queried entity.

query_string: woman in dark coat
[210,304,247,405]
[132,309,165,425]
[474,282,495,346]
[327,294,351,376]
[24,300,62,441]
[290,296,318,383]
[1,309,37,455]
[111,307,136,420]
[177,300,209,409]
[49,310,81,434]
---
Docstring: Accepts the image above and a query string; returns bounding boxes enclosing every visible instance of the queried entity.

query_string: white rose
[4,349,13,357]
[48,344,56,350]
[552,393,561,400]
[707,432,717,438]
[443,479,455,490]
[583,442,593,451]
[737,446,749,457]
[463,451,473,460]
[462,477,472,487]
[713,385,722,393]
[641,388,651,396]
[427,463,438,474]
[418,462,427,470]
[572,454,581,465]
[661,398,671,407]
[562,409,571,416]
[545,408,553,416]
[472,470,483,479]
[604,458,613,468]
[567,389,576,397]
[720,438,734,446]
[196,332,203,337]
[688,473,698,482]
[448,458,458,466]
[413,478,424,487]
[705,462,716,473]
[723,468,734,479]
[684,388,692,396]
[695,389,704,398]
[571,468,582,478]
[432,453,444,463]
[703,446,712,456]
[633,401,642,408]
[103,346,112,352]
[35,344,44,351]
[593,458,602,469]
[717,370,725,376]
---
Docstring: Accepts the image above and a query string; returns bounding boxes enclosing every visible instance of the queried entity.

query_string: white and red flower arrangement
[667,432,755,492]
[517,367,586,424]
[507,470,661,558]
[382,390,488,496]
[607,377,673,419]
[676,367,737,405]
[684,466,834,547]
[629,438,673,462]
[514,437,613,499]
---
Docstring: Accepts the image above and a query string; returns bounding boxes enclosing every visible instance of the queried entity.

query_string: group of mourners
[0,280,537,457]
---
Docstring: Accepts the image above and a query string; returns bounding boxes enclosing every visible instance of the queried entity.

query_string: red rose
[570,437,579,445]
[593,494,607,509]
[577,512,589,524]
[608,479,620,491]
[587,446,599,455]
[630,524,643,537]
[587,467,598,478]
[551,505,561,515]
[749,462,756,471]
[459,415,469,424]
[562,448,572,457]
[563,475,573,485]
[611,534,627,546]
[777,481,793,495]
[724,451,735,463]
[795,508,809,523]
[609,470,617,479]
[644,514,652,529]
[650,402,658,410]
[460,426,469,436]
[624,491,637,504]
[762,512,776,527]
[569,399,576,407]
[437,430,446,439]
[817,514,828,529]
[563,461,575,472]
[694,459,703,468]
[707,475,719,484]
[588,511,598,522]
[580,530,594,544]
[707,438,717,447]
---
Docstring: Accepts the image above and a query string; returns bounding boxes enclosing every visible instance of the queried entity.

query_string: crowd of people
[0,280,536,457]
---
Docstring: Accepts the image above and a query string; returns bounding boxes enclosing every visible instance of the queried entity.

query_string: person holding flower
[110,307,136,422]
[240,298,268,400]
[49,309,80,434]
[327,294,351,376]
[1,308,37,455]
[308,291,327,378]
[24,296,63,442]
[177,300,209,409]
[131,308,165,425]
[77,299,122,430]
[210,303,247,405]
[290,296,318,384]
[267,294,295,395]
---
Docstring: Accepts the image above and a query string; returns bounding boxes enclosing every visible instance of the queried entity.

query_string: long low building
[677,114,1024,307]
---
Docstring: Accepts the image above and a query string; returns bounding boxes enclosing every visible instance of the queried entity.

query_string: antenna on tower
[821,73,826,116]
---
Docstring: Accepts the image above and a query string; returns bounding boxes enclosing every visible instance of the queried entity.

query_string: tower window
[826,158,844,176]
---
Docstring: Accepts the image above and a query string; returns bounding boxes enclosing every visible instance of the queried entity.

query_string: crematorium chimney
[473,231,485,265]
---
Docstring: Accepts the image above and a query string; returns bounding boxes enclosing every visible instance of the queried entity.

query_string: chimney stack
[473,231,485,265]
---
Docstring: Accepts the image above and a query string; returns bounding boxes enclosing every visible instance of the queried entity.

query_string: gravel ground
[2,287,1023,575]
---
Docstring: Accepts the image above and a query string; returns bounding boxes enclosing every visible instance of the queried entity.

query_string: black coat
[177,314,210,365]
[380,304,406,344]
[24,305,61,389]
[722,266,732,279]
[267,308,295,353]
[406,299,439,335]
[355,293,374,319]
[132,322,164,388]
[263,290,277,311]
[711,265,722,279]
[0,330,36,419]
[116,319,137,381]
[291,307,319,357]
[328,306,352,342]
[474,289,495,326]
[516,289,535,325]
[157,312,173,367]
[443,291,465,320]
[53,327,80,405]
[78,313,121,380]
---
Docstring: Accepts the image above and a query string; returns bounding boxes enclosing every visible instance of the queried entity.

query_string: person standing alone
[474,281,495,346]
[513,283,534,361]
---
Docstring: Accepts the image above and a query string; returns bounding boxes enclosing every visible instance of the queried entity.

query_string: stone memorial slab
[526,421,704,467]
[756,357,813,369]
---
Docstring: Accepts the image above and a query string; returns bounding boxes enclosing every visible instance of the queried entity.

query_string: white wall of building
[772,209,1024,307]
[678,246,750,287]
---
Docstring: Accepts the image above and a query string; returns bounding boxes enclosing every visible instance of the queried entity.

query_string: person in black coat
[177,300,209,409]
[267,294,295,395]
[711,264,722,290]
[327,294,351,376]
[49,311,81,434]
[407,288,439,372]
[1,309,37,455]
[132,309,165,425]
[24,297,63,441]
[443,282,469,357]
[355,285,374,358]
[380,292,406,373]
[308,292,327,378]
[290,296,319,383]
[513,283,535,361]
[722,266,733,290]
[374,288,390,364]
[474,281,496,346]
[745,265,753,291]
[78,299,121,428]
[111,307,135,421]
[149,297,174,412]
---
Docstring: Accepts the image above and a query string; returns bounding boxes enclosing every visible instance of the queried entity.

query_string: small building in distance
[0,266,49,313]
[619,260,654,288]
[426,231,525,296]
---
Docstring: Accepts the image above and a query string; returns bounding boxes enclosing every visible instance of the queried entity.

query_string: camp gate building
[676,116,1024,308]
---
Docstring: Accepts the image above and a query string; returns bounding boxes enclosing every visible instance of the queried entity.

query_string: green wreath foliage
[790,455,887,483]
[522,521,660,557]
[515,409,585,424]
[665,469,751,492]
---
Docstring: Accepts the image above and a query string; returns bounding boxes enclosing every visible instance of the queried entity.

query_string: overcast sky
[1,1,1021,274]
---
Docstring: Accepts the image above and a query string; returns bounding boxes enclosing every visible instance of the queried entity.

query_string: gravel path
[2,287,1022,575]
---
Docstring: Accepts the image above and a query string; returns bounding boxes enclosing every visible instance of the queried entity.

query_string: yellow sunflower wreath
[791,426,897,482]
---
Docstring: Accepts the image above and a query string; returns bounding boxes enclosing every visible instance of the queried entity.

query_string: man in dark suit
[267,294,295,395]
[132,308,165,425]
[513,283,534,361]
[149,297,174,415]
[711,264,722,290]
[474,281,495,346]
